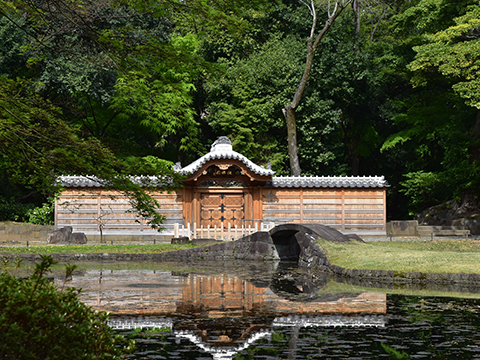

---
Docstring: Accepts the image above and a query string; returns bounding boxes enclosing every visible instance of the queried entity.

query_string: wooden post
[187,222,191,238]
[174,223,179,238]
[200,224,204,238]
[228,222,231,240]
[193,222,197,239]
[341,188,345,232]
[221,223,224,241]
[214,225,217,240]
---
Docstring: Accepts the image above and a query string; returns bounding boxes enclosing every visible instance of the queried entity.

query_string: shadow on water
[42,259,480,359]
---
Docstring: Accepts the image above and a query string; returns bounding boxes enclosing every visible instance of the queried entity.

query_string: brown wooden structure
[56,137,388,237]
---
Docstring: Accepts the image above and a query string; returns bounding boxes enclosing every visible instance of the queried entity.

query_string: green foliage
[400,171,444,214]
[0,198,35,222]
[0,256,135,359]
[0,77,182,229]
[25,198,54,225]
[111,33,202,152]
[407,2,480,109]
[381,343,410,359]
[381,0,480,213]
[124,156,179,176]
[205,32,305,172]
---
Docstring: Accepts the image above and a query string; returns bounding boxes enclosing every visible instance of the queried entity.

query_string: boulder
[69,232,88,244]
[171,236,190,244]
[46,226,72,244]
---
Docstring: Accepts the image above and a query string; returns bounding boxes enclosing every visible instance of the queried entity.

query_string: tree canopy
[0,0,479,220]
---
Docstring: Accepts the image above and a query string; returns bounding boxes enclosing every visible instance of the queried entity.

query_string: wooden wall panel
[56,189,183,233]
[343,189,385,230]
[261,188,386,232]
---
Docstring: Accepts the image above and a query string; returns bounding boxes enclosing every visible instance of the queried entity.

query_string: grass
[317,239,480,274]
[0,243,197,255]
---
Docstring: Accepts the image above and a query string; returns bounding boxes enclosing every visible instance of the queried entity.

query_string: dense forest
[0,0,479,224]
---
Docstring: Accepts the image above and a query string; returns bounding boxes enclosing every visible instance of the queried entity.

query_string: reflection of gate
[200,193,244,228]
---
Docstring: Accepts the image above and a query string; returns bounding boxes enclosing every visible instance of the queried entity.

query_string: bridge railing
[174,221,275,241]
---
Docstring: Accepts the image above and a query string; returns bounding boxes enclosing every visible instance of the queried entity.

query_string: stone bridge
[163,223,361,270]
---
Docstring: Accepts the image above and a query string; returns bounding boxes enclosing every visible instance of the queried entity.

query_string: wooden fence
[174,222,275,241]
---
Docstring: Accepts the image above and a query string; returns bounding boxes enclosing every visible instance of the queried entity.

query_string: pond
[50,260,480,359]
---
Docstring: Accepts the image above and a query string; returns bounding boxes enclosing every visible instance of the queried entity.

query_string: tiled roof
[58,175,170,188]
[58,175,388,188]
[58,175,104,187]
[269,176,388,188]
[177,136,276,177]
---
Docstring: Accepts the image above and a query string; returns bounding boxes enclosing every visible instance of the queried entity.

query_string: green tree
[0,77,181,228]
[382,0,480,213]
[282,0,353,176]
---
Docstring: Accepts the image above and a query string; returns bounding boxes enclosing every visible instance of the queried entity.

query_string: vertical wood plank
[252,187,262,228]
[244,190,252,226]
[300,189,303,223]
[54,197,58,229]
[383,188,387,230]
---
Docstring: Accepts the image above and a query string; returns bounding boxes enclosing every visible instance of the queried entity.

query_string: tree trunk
[284,105,301,176]
[282,0,353,176]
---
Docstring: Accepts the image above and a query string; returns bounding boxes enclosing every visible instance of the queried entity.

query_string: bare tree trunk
[282,0,353,176]
[284,105,301,175]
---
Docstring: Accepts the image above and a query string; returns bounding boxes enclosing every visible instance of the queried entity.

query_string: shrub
[0,256,134,360]
[26,198,54,225]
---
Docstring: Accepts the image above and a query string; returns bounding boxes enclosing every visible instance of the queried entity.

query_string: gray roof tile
[269,176,388,188]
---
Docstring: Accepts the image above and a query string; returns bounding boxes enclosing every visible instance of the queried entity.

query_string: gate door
[200,193,244,228]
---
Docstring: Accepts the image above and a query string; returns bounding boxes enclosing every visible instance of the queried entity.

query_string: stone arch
[267,223,353,263]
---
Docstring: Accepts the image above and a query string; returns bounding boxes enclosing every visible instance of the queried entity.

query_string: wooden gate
[200,193,245,228]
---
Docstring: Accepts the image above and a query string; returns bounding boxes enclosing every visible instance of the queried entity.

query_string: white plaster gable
[177,136,276,177]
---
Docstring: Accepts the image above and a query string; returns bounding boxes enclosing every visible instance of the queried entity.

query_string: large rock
[69,232,88,244]
[46,226,72,244]
[46,227,87,244]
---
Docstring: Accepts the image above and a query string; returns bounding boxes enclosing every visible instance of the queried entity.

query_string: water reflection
[54,261,386,359]
[49,261,480,359]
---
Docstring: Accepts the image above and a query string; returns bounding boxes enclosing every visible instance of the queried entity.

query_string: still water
[55,260,480,359]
